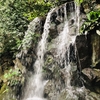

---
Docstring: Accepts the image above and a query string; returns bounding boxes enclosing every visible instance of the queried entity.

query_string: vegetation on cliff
[80,0,100,34]
[0,0,100,99]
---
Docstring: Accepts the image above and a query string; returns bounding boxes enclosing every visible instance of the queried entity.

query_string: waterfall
[22,1,85,100]
[21,8,55,100]
[52,3,85,100]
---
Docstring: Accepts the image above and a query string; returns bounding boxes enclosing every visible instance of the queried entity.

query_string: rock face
[7,17,46,100]
[91,34,100,69]
[76,35,92,70]
[16,17,46,71]
[75,33,100,95]
[13,1,100,100]
[77,33,100,94]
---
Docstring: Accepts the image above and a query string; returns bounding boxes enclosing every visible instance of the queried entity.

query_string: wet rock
[44,80,53,98]
[75,32,100,93]
[17,49,36,71]
[71,71,83,87]
[82,68,100,93]
[47,1,76,43]
[25,17,45,35]
[91,33,100,69]
[57,90,67,100]
[44,79,66,100]
[57,23,64,33]
[86,91,100,100]
[96,0,100,4]
[82,68,100,81]
[13,58,26,74]
[81,0,100,15]
[76,35,91,69]
[16,17,46,71]
[48,23,58,42]
[43,53,67,100]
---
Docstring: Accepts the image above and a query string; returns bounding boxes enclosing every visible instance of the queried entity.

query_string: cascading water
[21,8,55,100]
[22,1,85,100]
[53,3,85,100]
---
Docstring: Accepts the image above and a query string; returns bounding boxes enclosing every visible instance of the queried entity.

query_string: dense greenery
[0,0,53,57]
[81,7,100,35]
[0,0,65,58]
[74,0,100,34]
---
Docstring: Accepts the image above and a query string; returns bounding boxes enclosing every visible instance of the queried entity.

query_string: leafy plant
[22,32,41,49]
[80,10,100,34]
[4,69,22,86]
[4,69,19,79]
[87,11,100,21]
[75,0,83,5]
[0,0,53,58]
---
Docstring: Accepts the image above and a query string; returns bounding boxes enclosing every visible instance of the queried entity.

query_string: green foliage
[80,10,100,34]
[0,0,54,57]
[22,0,52,21]
[0,0,28,57]
[22,32,41,49]
[4,69,19,79]
[87,11,100,21]
[0,0,74,57]
[0,0,29,32]
[4,69,22,86]
[75,0,83,5]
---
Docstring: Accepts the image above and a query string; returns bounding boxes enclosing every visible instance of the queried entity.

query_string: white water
[22,8,55,100]
[22,2,85,100]
[75,4,80,34]
[54,3,85,99]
